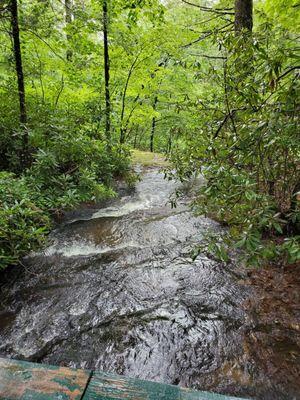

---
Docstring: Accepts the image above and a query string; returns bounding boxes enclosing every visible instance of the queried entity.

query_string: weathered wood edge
[0,358,251,400]
[84,371,250,400]
[0,357,91,400]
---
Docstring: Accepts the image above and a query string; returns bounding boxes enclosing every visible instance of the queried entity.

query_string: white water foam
[91,197,152,219]
[43,240,137,258]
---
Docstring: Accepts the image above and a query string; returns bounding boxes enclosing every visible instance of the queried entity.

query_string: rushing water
[0,169,299,400]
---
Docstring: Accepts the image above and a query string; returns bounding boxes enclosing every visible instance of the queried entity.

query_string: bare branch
[25,29,65,61]
[182,23,234,48]
[277,66,300,81]
[181,0,234,15]
[187,52,227,60]
[54,75,65,108]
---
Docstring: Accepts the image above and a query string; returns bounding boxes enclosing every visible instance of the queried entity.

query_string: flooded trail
[0,168,299,400]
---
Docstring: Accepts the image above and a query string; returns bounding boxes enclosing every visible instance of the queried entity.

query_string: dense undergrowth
[0,116,131,270]
[168,17,300,266]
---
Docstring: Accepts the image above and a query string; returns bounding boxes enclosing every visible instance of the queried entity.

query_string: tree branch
[213,113,230,138]
[25,29,65,61]
[181,0,234,15]
[187,52,226,60]
[182,23,233,48]
[277,66,300,81]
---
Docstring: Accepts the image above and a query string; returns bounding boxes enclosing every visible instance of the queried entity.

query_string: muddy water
[0,169,299,399]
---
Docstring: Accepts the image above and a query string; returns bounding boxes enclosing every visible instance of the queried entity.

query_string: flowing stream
[0,168,299,400]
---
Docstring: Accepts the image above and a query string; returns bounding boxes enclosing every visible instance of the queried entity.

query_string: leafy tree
[168,0,300,265]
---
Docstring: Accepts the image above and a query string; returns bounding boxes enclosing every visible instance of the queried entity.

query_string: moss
[131,150,170,167]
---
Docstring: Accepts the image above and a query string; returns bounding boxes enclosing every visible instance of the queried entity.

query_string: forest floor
[243,262,300,396]
[131,149,170,167]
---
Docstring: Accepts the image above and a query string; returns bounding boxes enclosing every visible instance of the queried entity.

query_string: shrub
[170,25,300,266]
[0,172,50,270]
[0,126,132,270]
[26,130,117,210]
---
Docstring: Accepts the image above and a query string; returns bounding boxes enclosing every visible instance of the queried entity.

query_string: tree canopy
[0,0,299,269]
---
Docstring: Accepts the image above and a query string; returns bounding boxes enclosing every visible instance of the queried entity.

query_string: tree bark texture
[235,0,253,32]
[103,0,111,145]
[65,0,73,61]
[150,96,158,153]
[11,0,27,125]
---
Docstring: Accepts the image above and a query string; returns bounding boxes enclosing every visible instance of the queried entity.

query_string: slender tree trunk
[11,0,27,125]
[103,0,111,145]
[119,54,141,144]
[150,96,158,153]
[10,0,28,164]
[65,0,73,61]
[133,126,138,149]
[167,131,172,154]
[235,0,253,32]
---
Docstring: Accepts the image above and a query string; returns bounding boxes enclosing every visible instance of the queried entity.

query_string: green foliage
[0,172,50,270]
[0,125,132,269]
[0,126,132,269]
[169,18,300,266]
[27,130,126,207]
[262,0,300,31]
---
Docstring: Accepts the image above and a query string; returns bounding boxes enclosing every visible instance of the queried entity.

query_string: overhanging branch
[181,0,234,15]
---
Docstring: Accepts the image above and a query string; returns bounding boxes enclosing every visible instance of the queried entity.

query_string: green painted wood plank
[83,372,249,400]
[0,358,91,400]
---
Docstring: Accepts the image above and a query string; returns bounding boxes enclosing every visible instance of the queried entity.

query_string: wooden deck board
[0,358,91,400]
[83,372,248,400]
[0,358,249,400]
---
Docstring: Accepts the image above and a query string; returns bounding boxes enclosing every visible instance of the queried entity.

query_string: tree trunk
[65,0,73,61]
[10,0,28,164]
[133,127,138,149]
[119,54,141,144]
[103,0,111,145]
[150,96,158,153]
[11,0,27,125]
[167,131,172,154]
[235,0,253,32]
